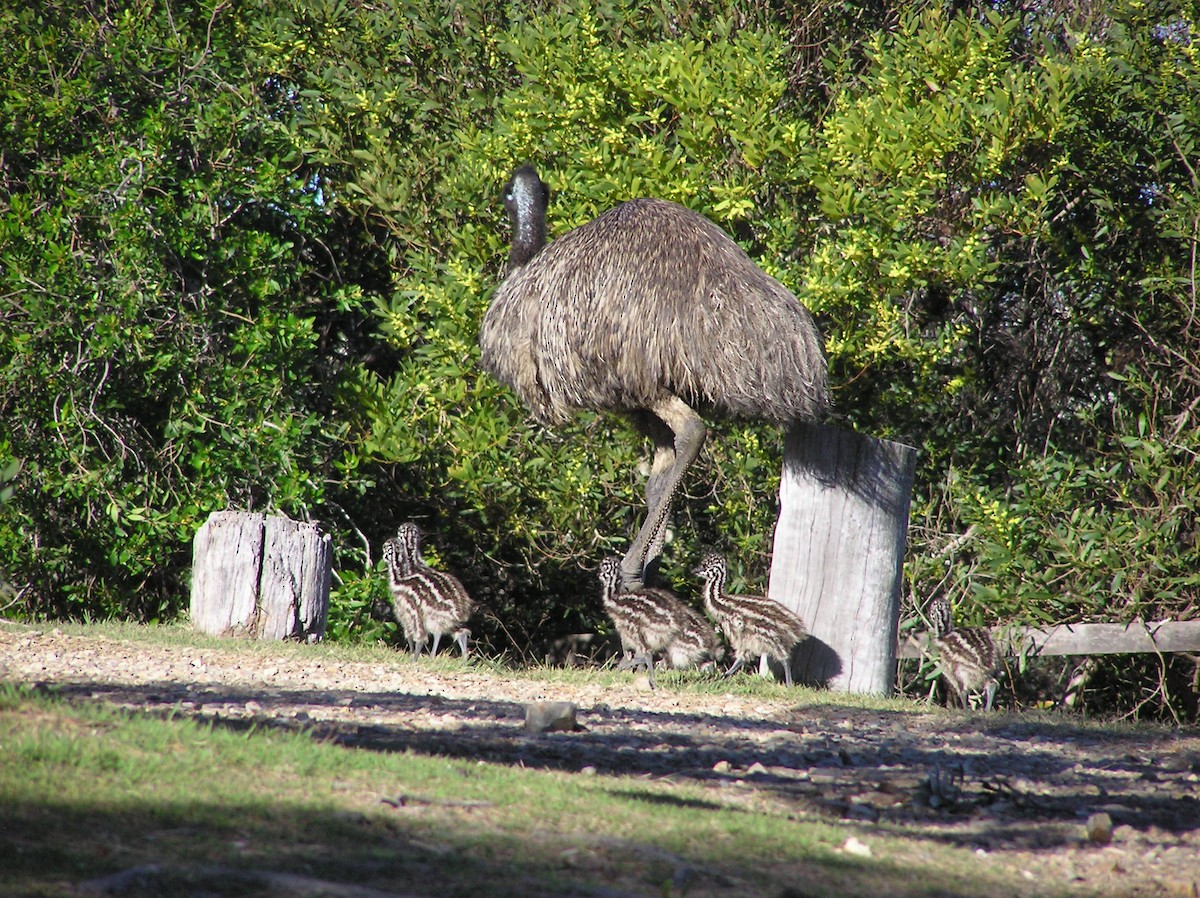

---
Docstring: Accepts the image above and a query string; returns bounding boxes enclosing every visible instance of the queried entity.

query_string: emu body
[597,555,702,686]
[662,602,724,671]
[480,166,827,588]
[928,597,999,712]
[692,552,807,687]
[388,523,476,658]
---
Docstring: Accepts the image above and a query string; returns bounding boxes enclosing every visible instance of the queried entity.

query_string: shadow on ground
[35,676,1200,857]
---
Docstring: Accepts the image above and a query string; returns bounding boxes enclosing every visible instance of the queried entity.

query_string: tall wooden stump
[768,424,917,694]
[191,511,331,642]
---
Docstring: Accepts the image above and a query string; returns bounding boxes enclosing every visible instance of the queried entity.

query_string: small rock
[713,760,732,773]
[1085,812,1114,844]
[842,836,872,858]
[580,766,597,776]
[524,701,578,734]
[746,761,769,776]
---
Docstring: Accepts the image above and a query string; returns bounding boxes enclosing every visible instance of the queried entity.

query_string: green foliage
[815,4,1199,717]
[0,456,18,509]
[0,1,378,618]
[802,7,1081,451]
[3,0,1199,716]
[325,559,395,646]
[917,393,1200,623]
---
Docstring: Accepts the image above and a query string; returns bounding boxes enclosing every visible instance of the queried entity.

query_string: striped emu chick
[928,597,999,712]
[382,536,426,657]
[692,552,807,687]
[661,603,724,671]
[597,556,694,687]
[392,522,476,658]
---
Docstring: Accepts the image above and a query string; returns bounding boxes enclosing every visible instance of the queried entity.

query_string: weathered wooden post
[768,424,917,694]
[191,511,330,641]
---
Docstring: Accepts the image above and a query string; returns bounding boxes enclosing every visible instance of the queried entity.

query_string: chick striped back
[662,602,724,670]
[928,597,1000,711]
[392,523,476,656]
[692,552,807,685]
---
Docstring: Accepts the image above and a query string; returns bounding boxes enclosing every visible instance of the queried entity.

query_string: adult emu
[479,165,828,588]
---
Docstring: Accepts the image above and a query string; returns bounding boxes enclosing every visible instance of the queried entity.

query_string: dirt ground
[2,624,1199,897]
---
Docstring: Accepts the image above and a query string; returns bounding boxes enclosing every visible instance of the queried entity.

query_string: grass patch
[2,683,834,896]
[0,686,1068,898]
[1,623,1132,897]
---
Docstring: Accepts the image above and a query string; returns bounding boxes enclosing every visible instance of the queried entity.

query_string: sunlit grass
[0,683,844,895]
[0,665,1047,898]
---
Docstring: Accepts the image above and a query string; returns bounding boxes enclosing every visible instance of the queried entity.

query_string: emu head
[382,537,402,576]
[690,552,727,584]
[928,597,954,637]
[597,556,623,594]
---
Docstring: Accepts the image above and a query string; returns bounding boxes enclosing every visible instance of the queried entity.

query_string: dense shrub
[2,0,1197,716]
[0,2,380,617]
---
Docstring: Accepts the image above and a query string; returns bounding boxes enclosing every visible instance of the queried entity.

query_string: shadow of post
[790,634,841,689]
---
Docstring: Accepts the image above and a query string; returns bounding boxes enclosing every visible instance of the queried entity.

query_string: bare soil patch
[2,624,1199,897]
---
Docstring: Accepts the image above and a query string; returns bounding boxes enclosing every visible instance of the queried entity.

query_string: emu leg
[625,410,676,587]
[723,655,747,678]
[620,651,656,687]
[621,396,706,589]
[983,680,997,713]
[454,628,471,658]
[642,439,675,586]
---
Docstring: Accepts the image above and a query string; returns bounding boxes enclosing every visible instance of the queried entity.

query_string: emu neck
[386,558,403,588]
[509,193,546,269]
[698,573,725,613]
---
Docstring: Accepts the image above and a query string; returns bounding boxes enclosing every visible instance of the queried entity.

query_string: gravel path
[3,624,1200,896]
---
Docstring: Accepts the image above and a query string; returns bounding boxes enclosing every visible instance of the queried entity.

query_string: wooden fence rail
[898,619,1200,660]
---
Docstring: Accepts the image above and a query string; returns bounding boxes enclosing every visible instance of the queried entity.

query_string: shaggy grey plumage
[388,522,476,658]
[692,551,807,687]
[928,597,999,712]
[480,165,828,589]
